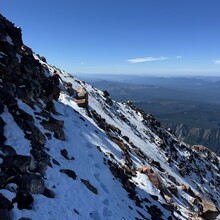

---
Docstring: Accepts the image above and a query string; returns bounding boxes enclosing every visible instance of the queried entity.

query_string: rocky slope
[0,14,220,220]
[165,123,220,156]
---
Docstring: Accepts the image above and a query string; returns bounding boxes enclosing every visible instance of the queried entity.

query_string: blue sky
[1,0,220,76]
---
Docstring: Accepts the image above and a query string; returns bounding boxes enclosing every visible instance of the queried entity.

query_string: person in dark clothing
[53,70,63,85]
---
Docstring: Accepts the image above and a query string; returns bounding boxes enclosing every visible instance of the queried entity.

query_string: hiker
[53,70,63,85]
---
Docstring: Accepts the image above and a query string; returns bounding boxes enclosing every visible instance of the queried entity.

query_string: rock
[138,165,153,174]
[81,179,98,194]
[146,205,163,220]
[65,82,75,96]
[21,173,45,194]
[167,185,178,196]
[0,194,13,220]
[0,193,14,210]
[41,117,65,140]
[1,155,32,174]
[74,98,88,108]
[164,194,173,204]
[12,189,34,210]
[180,183,190,192]
[103,90,110,97]
[30,149,51,174]
[77,88,88,99]
[30,149,50,163]
[60,169,77,180]
[138,166,163,191]
[0,209,11,220]
[147,173,162,190]
[0,145,17,157]
[0,117,6,145]
[43,188,55,198]
[122,135,129,142]
[52,158,60,166]
[60,149,69,160]
[201,199,220,220]
[0,173,7,188]
[29,127,46,146]
[60,149,74,160]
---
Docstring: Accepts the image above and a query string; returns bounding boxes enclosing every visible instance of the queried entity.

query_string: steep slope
[0,14,220,220]
[164,122,220,156]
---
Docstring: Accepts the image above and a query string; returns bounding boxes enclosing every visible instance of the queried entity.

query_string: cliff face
[0,14,220,220]
[166,123,220,156]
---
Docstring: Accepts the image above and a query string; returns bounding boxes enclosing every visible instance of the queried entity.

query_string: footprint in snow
[103,207,112,217]
[94,163,101,169]
[89,211,101,220]
[102,198,109,206]
[88,153,94,158]
[94,173,100,182]
[100,183,109,194]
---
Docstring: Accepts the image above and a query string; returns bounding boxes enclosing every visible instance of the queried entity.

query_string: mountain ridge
[0,14,220,220]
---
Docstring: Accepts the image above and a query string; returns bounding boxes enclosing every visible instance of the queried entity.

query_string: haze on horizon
[1,0,220,76]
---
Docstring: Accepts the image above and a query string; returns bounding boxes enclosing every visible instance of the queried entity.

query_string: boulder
[201,199,220,220]
[21,173,45,194]
[138,166,163,191]
[81,179,98,194]
[12,189,34,210]
[77,88,87,99]
[65,82,75,96]
[74,98,88,108]
[0,117,6,145]
[0,193,14,220]
[0,209,11,220]
[0,145,17,157]
[138,165,153,174]
[1,155,32,174]
[30,149,51,174]
[0,193,14,210]
[60,169,77,180]
[41,120,65,140]
[43,188,55,198]
[41,118,65,140]
[60,149,74,160]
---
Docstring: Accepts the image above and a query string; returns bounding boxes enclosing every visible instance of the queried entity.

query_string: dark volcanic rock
[0,117,6,145]
[1,155,32,173]
[81,179,98,194]
[12,189,34,210]
[41,117,65,140]
[0,193,14,220]
[0,145,17,157]
[60,169,77,180]
[21,173,45,194]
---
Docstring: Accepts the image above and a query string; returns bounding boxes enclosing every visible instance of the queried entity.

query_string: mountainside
[0,14,220,220]
[88,79,220,156]
[164,123,220,156]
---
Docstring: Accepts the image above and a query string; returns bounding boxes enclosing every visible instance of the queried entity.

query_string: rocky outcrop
[0,14,65,218]
[0,193,14,220]
[166,122,220,156]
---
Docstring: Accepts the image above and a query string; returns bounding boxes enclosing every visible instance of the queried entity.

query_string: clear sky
[1,0,220,76]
